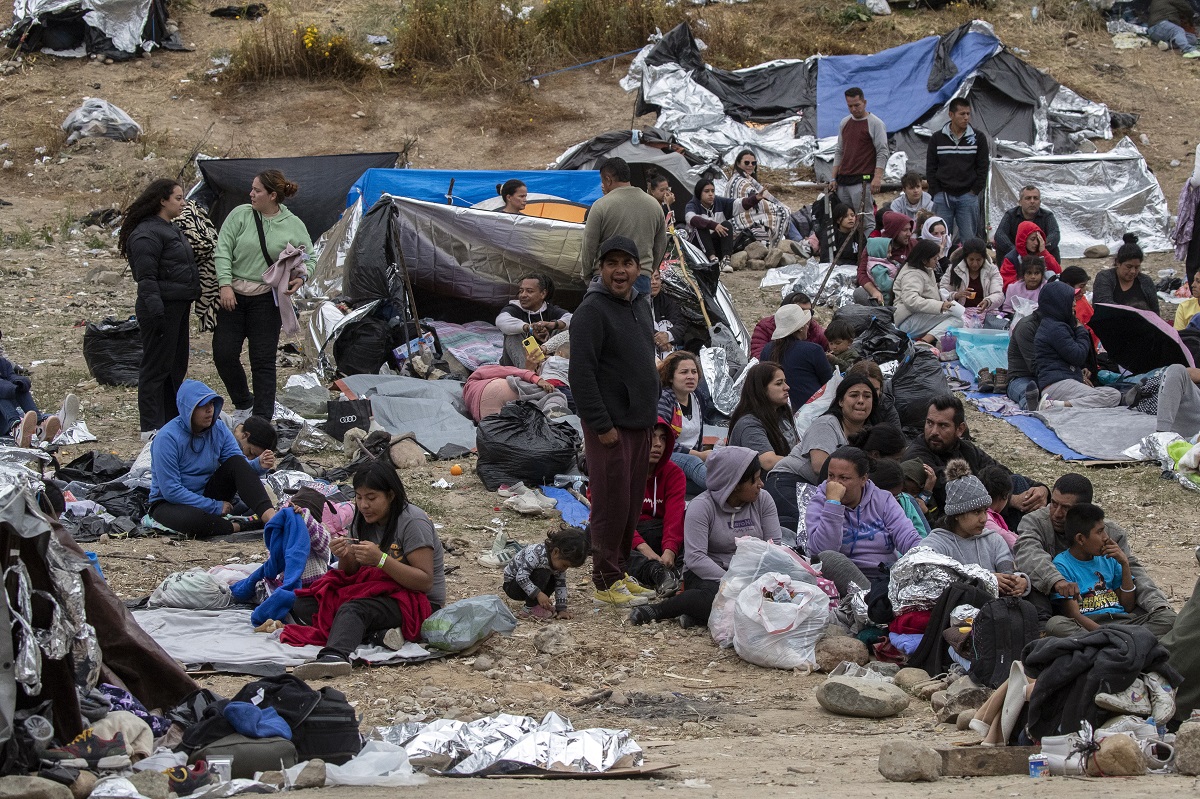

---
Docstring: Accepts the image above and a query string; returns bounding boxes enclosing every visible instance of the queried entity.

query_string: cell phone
[522,335,543,359]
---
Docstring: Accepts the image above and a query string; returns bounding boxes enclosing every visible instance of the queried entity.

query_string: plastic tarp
[7,0,173,56]
[986,137,1171,257]
[347,169,603,213]
[194,152,400,239]
[339,374,477,454]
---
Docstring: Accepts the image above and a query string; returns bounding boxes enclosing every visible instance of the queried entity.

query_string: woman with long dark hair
[212,169,312,421]
[728,363,796,471]
[893,238,958,343]
[684,176,762,266]
[119,178,199,437]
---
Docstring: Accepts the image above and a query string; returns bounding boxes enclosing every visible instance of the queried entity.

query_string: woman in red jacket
[627,417,687,597]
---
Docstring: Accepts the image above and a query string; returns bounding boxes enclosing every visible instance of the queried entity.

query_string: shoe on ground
[478,531,520,567]
[976,368,995,393]
[497,481,530,498]
[41,729,131,770]
[1145,672,1177,722]
[13,410,36,447]
[39,415,61,444]
[721,262,734,274]
[293,654,352,680]
[164,760,218,797]
[382,626,407,650]
[656,568,682,599]
[527,488,557,509]
[1095,677,1152,715]
[503,493,545,516]
[58,393,80,431]
[593,580,648,607]
[623,575,656,597]
[628,605,656,626]
[993,367,1009,394]
[1024,383,1040,411]
[678,614,699,629]
[225,514,263,531]
[1185,47,1200,58]
[519,605,555,620]
[139,429,157,442]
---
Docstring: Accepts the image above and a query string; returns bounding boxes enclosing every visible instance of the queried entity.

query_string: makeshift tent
[190,152,400,240]
[471,194,589,223]
[986,138,1172,257]
[551,126,716,221]
[346,168,603,212]
[623,20,1112,172]
[5,0,182,59]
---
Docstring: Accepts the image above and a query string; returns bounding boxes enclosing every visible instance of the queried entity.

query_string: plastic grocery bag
[286,741,427,787]
[793,371,841,438]
[709,537,837,648]
[732,573,830,670]
[420,595,517,652]
[148,569,232,610]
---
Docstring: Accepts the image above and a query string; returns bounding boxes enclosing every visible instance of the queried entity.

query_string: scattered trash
[62,98,142,145]
[430,478,454,489]
[366,34,390,45]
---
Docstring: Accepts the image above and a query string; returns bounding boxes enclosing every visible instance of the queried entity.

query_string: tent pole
[670,229,712,329]
[813,177,870,306]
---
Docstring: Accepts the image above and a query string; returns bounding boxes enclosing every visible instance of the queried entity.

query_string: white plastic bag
[148,568,232,610]
[61,98,142,145]
[793,371,841,438]
[1010,295,1038,329]
[285,741,427,787]
[731,573,830,670]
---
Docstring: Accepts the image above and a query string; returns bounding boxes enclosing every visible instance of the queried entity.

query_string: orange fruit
[449,464,463,476]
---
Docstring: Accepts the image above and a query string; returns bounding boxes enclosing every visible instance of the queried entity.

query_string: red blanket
[280,566,432,648]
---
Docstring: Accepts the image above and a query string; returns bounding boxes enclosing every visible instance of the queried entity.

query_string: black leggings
[692,228,733,261]
[503,569,555,607]
[212,291,283,419]
[292,594,404,660]
[149,457,272,538]
[647,573,720,623]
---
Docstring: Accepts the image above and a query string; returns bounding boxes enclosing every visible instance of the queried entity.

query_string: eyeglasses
[742,160,757,166]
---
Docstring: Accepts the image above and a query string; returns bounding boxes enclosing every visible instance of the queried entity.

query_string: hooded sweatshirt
[1000,221,1061,288]
[635,420,687,556]
[213,204,313,288]
[149,379,247,515]
[857,211,915,291]
[1033,280,1093,390]
[683,446,782,581]
[569,276,660,433]
[805,479,921,579]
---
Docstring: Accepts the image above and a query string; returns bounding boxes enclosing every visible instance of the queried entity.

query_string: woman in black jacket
[1091,233,1160,314]
[118,179,201,437]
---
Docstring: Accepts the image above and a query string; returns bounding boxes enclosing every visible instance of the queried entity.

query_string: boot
[992,367,1009,394]
[976,368,995,393]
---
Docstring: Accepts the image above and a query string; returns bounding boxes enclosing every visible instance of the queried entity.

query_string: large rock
[1176,721,1200,775]
[0,776,73,799]
[936,675,993,722]
[730,251,749,271]
[744,241,769,261]
[1087,734,1145,777]
[764,248,784,270]
[878,741,941,782]
[128,770,169,799]
[894,667,932,694]
[815,676,911,719]
[292,759,327,790]
[815,635,869,672]
[533,626,575,655]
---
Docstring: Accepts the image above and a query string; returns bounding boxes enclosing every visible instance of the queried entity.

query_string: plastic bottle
[24,715,52,753]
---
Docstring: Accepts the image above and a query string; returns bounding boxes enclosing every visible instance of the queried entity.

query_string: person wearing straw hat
[759,304,833,412]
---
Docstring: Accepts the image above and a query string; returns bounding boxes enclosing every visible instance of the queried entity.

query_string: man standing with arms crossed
[828,87,888,237]
[570,236,660,607]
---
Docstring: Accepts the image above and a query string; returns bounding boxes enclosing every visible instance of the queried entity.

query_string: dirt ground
[4,0,1200,793]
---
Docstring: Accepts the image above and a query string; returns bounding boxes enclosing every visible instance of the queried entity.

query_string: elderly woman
[495,273,571,367]
[760,305,834,410]
[1092,234,1160,314]
[894,239,959,344]
[727,149,790,249]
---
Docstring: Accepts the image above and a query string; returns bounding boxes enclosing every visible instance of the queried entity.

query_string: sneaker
[628,605,657,626]
[58,393,80,431]
[503,493,546,516]
[1145,672,1177,722]
[993,367,1009,394]
[293,654,352,680]
[498,481,530,498]
[41,729,131,770]
[39,415,61,444]
[656,568,682,599]
[1024,383,1040,412]
[518,605,555,620]
[976,368,995,393]
[139,429,157,442]
[225,514,263,531]
[1185,48,1200,58]
[478,531,521,568]
[1095,677,1152,715]
[593,581,648,607]
[13,410,36,447]
[721,262,734,274]
[528,489,557,509]
[164,761,218,797]
[622,575,656,597]
[678,614,699,629]
[382,626,407,650]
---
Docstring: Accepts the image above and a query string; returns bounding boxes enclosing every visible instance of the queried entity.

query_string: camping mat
[340,374,477,454]
[540,486,589,528]
[1035,406,1157,462]
[134,607,441,676]
[427,321,504,371]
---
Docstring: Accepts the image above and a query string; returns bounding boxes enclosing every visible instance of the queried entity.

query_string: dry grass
[226,14,370,83]
[484,88,587,136]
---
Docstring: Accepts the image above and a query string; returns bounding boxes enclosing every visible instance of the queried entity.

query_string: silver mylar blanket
[888,546,998,614]
[375,711,642,776]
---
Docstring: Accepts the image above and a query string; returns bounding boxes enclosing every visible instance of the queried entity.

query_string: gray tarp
[1036,406,1158,461]
[339,374,477,454]
[986,137,1172,258]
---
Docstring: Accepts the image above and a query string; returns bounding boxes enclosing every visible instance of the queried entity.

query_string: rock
[1087,734,1145,777]
[930,690,949,711]
[815,635,869,672]
[956,710,975,731]
[417,685,440,698]
[779,252,800,266]
[1175,721,1200,775]
[1083,244,1111,259]
[258,771,286,789]
[894,667,932,693]
[472,654,494,672]
[744,241,768,260]
[815,676,911,719]
[129,770,169,799]
[867,661,899,678]
[292,758,327,789]
[610,689,629,706]
[91,270,120,285]
[748,258,767,271]
[730,251,749,271]
[913,677,948,700]
[942,675,991,715]
[1171,159,1182,168]
[533,626,575,655]
[764,248,784,269]
[878,741,941,782]
[69,771,96,799]
[0,776,75,799]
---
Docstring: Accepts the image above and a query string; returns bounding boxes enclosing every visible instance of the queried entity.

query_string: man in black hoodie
[926,98,989,244]
[570,236,660,607]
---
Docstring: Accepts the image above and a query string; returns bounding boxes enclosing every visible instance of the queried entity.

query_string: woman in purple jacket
[804,446,921,596]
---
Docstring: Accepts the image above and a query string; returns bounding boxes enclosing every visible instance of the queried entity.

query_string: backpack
[290,687,362,765]
[969,597,1039,689]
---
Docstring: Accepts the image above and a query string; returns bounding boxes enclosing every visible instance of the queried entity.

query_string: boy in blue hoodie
[148,379,276,537]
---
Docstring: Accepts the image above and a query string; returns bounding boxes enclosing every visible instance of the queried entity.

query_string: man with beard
[904,394,1047,526]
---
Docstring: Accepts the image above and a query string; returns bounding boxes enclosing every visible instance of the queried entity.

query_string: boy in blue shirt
[1050,503,1137,635]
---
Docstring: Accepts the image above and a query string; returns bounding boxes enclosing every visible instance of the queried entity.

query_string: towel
[261,243,308,336]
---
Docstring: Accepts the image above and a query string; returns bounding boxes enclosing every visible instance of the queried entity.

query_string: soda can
[1028,753,1049,778]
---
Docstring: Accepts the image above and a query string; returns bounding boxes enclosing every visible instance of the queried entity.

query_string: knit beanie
[288,487,327,520]
[943,474,992,516]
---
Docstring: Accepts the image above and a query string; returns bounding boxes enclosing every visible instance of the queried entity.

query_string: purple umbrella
[1090,303,1195,374]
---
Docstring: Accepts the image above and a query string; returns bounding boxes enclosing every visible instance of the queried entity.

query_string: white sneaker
[503,493,545,516]
[1145,672,1177,722]
[498,482,529,498]
[139,430,157,442]
[58,393,80,431]
[1095,677,1152,715]
[528,489,557,510]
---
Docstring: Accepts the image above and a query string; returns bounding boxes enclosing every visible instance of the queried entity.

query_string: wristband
[826,499,841,505]
[377,553,388,569]
[1117,585,1135,593]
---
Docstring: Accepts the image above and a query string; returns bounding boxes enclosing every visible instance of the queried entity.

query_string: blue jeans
[933,191,981,243]
[1006,375,1037,410]
[671,452,707,495]
[1148,20,1197,52]
[765,471,801,536]
[0,390,40,435]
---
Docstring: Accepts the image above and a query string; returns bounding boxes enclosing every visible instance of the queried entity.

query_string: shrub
[227,16,369,82]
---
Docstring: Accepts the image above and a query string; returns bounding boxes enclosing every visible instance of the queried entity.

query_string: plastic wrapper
[419,595,517,652]
[0,445,52,476]
[45,529,100,688]
[5,562,40,694]
[62,99,142,145]
[266,470,324,497]
[1123,432,1200,492]
[732,573,829,670]
[760,263,859,309]
[888,547,998,614]
[286,740,426,787]
[705,351,756,418]
[148,569,233,610]
[90,776,154,798]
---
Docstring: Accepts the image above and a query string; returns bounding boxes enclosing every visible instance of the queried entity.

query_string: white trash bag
[148,568,232,610]
[732,573,830,670]
[62,98,142,145]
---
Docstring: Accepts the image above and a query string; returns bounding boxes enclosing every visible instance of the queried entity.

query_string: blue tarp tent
[347,169,603,210]
[815,29,1000,138]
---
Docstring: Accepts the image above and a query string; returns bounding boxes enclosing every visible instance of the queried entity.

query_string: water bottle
[554,473,586,492]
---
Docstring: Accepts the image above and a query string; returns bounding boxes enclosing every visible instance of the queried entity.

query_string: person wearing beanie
[924,459,1030,596]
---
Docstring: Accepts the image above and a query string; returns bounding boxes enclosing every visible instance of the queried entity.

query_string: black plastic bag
[87,484,150,520]
[333,316,393,377]
[475,402,581,492]
[831,304,895,335]
[854,317,909,365]
[83,317,142,386]
[891,346,950,437]
[58,451,132,484]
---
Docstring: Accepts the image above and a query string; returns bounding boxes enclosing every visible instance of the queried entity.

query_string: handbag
[325,398,372,442]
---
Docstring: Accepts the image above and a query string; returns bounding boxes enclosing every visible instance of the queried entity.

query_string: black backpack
[969,596,1040,688]
[290,687,362,765]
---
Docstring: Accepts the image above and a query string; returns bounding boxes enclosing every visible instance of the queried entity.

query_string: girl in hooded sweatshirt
[855,210,915,305]
[627,446,781,627]
[147,379,277,537]
[805,446,921,596]
[999,220,1061,289]
[627,418,687,597]
[940,238,1003,311]
[1033,280,1125,410]
[998,256,1047,315]
[920,215,952,274]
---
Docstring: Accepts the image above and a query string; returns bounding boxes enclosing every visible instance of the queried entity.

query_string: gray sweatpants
[835,182,877,236]
[1156,363,1200,437]
[1045,606,1177,639]
[1041,378,1121,408]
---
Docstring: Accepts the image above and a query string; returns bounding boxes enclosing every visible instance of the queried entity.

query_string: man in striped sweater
[926,98,989,244]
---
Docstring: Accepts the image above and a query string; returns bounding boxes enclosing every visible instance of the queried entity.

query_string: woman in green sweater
[212,170,312,420]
